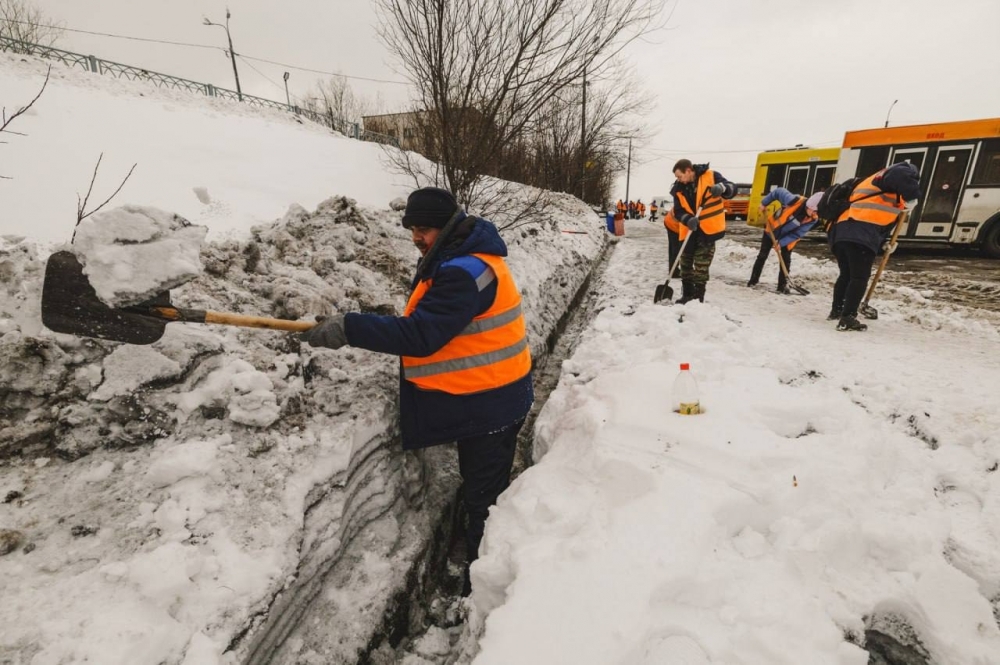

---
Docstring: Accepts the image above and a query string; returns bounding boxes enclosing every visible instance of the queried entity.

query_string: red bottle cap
[680,363,689,370]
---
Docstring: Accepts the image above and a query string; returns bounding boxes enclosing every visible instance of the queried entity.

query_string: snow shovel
[653,230,696,304]
[41,250,315,345]
[653,204,705,304]
[859,210,908,320]
[764,220,808,296]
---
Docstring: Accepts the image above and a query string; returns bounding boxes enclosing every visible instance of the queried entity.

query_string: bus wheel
[982,222,1000,259]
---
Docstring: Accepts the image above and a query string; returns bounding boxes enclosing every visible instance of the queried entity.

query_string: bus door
[889,147,928,237]
[916,144,975,239]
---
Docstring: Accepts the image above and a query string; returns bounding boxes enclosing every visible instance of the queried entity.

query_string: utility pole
[624,138,632,206]
[581,68,587,202]
[884,99,898,128]
[204,9,243,102]
[283,71,290,106]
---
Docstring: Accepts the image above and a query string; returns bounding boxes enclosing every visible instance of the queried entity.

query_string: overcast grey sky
[28,0,1000,200]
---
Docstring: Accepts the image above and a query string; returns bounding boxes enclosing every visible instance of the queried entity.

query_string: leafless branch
[1,65,49,134]
[73,154,138,238]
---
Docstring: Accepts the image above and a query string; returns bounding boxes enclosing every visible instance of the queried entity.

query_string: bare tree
[375,0,663,218]
[0,0,63,52]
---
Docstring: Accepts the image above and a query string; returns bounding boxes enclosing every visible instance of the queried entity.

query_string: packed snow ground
[462,220,1000,664]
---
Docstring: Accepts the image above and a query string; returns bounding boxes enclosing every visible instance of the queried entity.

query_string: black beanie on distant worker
[401,187,461,229]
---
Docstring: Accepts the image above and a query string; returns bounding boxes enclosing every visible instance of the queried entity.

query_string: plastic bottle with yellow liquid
[672,362,701,415]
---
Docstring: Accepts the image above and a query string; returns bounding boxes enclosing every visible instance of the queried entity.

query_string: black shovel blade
[860,303,879,320]
[791,284,810,296]
[653,281,674,304]
[41,250,170,345]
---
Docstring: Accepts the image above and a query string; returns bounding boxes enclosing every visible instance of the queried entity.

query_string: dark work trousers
[457,418,524,568]
[750,231,792,289]
[667,228,682,271]
[832,241,876,317]
[679,235,716,288]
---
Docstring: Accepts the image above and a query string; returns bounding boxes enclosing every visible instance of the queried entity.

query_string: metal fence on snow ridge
[0,36,400,148]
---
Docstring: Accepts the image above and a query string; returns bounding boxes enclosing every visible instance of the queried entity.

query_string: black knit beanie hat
[401,187,461,229]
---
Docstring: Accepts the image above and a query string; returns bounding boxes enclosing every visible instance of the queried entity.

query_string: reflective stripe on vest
[401,253,532,394]
[837,172,904,226]
[675,171,726,240]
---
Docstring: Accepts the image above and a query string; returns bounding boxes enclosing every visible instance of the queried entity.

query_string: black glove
[709,183,726,197]
[299,314,348,349]
[684,215,699,231]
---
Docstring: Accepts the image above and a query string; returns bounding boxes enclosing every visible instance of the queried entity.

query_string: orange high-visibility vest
[837,172,904,226]
[767,196,804,250]
[401,254,531,394]
[674,171,726,241]
[663,208,680,233]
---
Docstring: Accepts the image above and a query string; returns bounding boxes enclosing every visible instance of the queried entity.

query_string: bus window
[856,146,890,178]
[891,147,927,175]
[764,164,786,194]
[812,165,836,193]
[971,139,1000,185]
[786,166,808,194]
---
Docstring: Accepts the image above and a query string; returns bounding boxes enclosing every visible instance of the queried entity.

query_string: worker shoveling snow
[70,205,207,308]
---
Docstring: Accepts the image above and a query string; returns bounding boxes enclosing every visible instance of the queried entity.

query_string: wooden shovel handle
[150,307,317,332]
[863,210,908,304]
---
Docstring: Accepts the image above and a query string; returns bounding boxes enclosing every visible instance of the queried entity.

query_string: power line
[236,55,285,94]
[7,17,410,86]
[6,18,221,50]
[640,140,842,155]
[238,54,409,85]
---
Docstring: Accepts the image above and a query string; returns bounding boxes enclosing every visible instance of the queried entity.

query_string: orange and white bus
[834,117,1000,257]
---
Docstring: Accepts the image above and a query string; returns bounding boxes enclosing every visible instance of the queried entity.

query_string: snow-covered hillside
[0,53,606,664]
[1,52,413,245]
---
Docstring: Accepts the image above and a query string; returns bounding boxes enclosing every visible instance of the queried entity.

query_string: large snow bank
[1,50,607,665]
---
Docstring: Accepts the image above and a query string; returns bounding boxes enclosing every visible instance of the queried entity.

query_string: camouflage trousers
[679,237,716,287]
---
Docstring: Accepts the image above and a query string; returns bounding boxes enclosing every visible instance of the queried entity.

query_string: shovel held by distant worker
[859,210,908,320]
[41,251,315,345]
[764,216,809,296]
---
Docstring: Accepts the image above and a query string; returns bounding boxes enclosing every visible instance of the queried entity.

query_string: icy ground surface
[460,220,1000,665]
[0,192,605,665]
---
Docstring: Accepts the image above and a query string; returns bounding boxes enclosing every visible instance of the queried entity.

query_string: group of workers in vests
[651,159,921,331]
[616,199,648,220]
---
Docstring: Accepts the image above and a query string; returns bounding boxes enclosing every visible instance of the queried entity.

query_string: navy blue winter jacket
[343,214,534,450]
[832,162,920,253]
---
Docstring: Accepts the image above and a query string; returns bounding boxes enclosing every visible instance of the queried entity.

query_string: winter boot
[746,279,758,287]
[676,280,696,304]
[776,284,791,295]
[837,314,868,332]
[827,305,843,320]
[694,283,706,303]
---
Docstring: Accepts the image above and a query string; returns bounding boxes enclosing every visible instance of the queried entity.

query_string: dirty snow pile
[0,187,604,665]
[71,206,208,307]
[461,222,1000,665]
